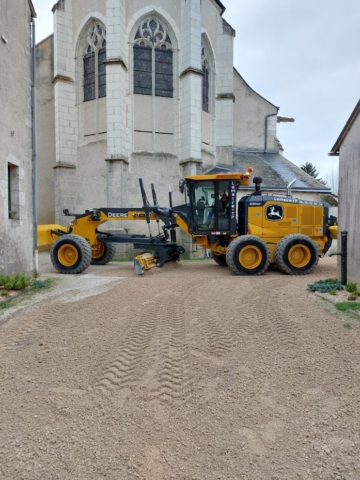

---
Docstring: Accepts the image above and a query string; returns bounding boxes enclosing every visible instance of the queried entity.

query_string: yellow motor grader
[38,169,338,275]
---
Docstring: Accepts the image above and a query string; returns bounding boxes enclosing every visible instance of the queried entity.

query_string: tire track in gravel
[93,291,168,393]
[0,301,82,354]
[191,278,256,354]
[94,280,199,399]
[235,276,303,352]
[148,285,197,403]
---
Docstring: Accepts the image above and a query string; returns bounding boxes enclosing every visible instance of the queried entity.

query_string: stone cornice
[222,18,236,37]
[179,157,203,166]
[52,75,74,85]
[104,57,128,71]
[52,0,65,13]
[216,93,235,102]
[53,162,76,170]
[179,67,203,79]
[105,156,129,164]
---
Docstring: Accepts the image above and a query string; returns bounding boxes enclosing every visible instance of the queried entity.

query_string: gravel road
[0,254,359,479]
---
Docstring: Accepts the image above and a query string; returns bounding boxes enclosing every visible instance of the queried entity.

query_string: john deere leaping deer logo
[266,204,284,221]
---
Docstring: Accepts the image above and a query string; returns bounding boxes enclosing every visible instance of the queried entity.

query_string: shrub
[31,279,54,289]
[345,282,359,294]
[0,274,32,290]
[307,278,343,293]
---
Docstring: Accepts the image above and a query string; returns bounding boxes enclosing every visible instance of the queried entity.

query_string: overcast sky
[33,0,360,179]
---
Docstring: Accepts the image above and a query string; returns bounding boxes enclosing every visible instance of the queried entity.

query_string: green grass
[335,302,360,312]
[343,323,352,329]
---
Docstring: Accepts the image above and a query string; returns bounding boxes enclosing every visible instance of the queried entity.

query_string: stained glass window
[83,23,106,102]
[134,45,152,95]
[133,18,173,98]
[155,49,173,97]
[98,42,106,98]
[84,52,95,102]
[202,63,209,112]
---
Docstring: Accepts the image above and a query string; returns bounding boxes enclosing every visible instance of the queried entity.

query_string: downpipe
[329,230,347,285]
[31,17,39,275]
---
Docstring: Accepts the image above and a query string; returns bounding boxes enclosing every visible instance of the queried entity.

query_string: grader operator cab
[37,167,337,276]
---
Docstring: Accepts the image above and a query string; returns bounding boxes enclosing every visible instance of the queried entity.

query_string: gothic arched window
[83,23,106,102]
[133,18,173,98]
[202,43,209,113]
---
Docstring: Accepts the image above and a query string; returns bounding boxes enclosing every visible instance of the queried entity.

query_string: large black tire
[226,235,270,275]
[50,234,92,274]
[209,251,227,267]
[91,242,116,265]
[275,234,319,275]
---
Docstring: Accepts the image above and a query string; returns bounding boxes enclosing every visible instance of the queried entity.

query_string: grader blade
[134,252,158,275]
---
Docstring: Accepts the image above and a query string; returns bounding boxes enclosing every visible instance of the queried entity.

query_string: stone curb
[314,291,360,317]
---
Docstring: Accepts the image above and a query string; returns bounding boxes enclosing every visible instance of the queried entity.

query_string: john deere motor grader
[38,168,338,275]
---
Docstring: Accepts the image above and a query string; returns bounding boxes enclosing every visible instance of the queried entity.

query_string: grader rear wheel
[91,242,116,265]
[275,234,319,275]
[226,235,270,275]
[209,251,227,267]
[50,234,92,274]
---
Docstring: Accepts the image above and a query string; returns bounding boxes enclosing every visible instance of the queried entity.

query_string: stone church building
[37,0,330,239]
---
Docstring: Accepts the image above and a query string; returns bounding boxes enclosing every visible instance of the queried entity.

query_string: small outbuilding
[329,99,360,282]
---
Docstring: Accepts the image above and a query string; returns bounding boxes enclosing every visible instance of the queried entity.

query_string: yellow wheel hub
[288,244,311,268]
[239,245,262,269]
[58,244,79,267]
[92,243,105,259]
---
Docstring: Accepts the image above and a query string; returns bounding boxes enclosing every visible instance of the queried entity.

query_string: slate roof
[215,0,226,14]
[206,151,331,192]
[329,99,360,155]
[28,0,36,17]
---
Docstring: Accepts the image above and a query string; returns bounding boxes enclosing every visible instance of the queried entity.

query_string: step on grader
[37,168,338,276]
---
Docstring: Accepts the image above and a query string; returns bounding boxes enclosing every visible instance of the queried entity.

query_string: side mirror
[179,179,186,194]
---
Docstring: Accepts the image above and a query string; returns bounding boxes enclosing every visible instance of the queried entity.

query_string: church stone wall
[126,0,181,33]
[233,70,279,152]
[36,35,56,224]
[201,0,221,60]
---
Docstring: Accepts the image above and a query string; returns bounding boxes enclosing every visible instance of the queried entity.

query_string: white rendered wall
[338,114,360,282]
[0,2,34,273]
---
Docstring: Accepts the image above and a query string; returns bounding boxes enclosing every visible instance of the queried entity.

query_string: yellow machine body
[37,167,338,276]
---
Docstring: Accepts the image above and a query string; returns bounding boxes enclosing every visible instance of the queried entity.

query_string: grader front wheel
[226,235,270,275]
[50,234,92,274]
